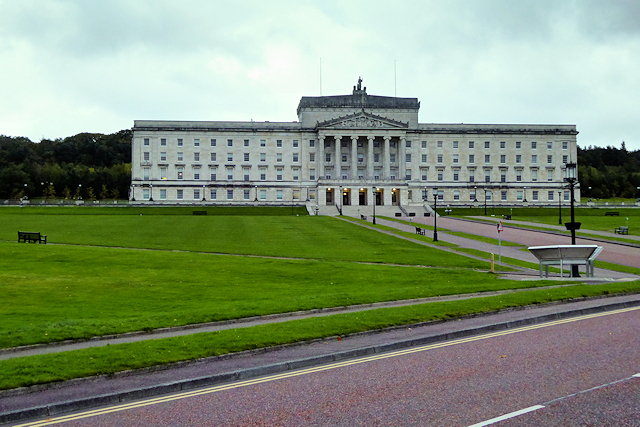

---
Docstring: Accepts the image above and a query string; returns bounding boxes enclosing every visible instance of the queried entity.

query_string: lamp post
[149,184,153,202]
[564,162,581,277]
[372,187,376,225]
[202,184,206,202]
[483,187,488,215]
[433,187,438,242]
[473,186,478,203]
[131,184,135,202]
[339,185,343,215]
[558,189,562,225]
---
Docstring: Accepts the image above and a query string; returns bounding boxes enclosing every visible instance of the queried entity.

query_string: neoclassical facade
[131,81,579,216]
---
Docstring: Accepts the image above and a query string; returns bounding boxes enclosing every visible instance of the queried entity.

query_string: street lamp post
[483,187,488,215]
[523,186,527,203]
[372,187,376,225]
[564,162,581,277]
[149,184,153,202]
[433,187,439,242]
[558,189,562,225]
[473,186,478,203]
[339,186,343,215]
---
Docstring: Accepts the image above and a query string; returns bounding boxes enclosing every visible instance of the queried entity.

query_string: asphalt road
[17,307,639,427]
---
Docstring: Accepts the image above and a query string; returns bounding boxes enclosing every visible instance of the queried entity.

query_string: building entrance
[392,188,400,206]
[326,188,334,205]
[342,188,351,206]
[359,189,367,206]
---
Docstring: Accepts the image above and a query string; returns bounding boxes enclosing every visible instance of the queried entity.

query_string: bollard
[491,253,495,273]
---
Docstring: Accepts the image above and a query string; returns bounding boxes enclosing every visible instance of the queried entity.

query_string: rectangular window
[469,141,474,149]
[405,169,411,180]
[500,141,506,149]
[358,154,364,163]
[243,169,249,181]
[406,140,411,148]
[227,189,233,200]
[453,141,459,149]
[563,155,568,164]
[244,139,249,147]
[341,140,348,148]
[532,155,537,164]
[516,154,521,164]
[531,141,537,149]
[516,170,522,182]
[564,191,570,201]
[309,139,315,148]
[453,170,459,181]
[178,139,183,147]
[194,189,200,200]
[260,189,266,200]
[242,153,248,162]
[562,141,568,150]
[277,153,283,162]
[210,169,217,181]
[144,138,150,146]
[390,154,396,163]
[485,154,490,163]
[326,153,331,162]
[211,153,217,162]
[374,153,380,162]
[227,139,233,147]
[421,154,427,163]
[437,141,443,148]
[533,191,538,201]
[310,168,315,180]
[453,154,459,164]
[226,153,232,162]
[177,152,183,162]
[276,168,283,181]
[516,141,521,149]
[548,191,554,201]
[260,139,266,147]
[160,152,166,161]
[454,190,460,201]
[160,167,167,180]
[469,154,475,164]
[293,168,299,181]
[277,140,282,148]
[210,139,216,147]
[421,170,428,181]
[341,154,347,162]
[260,153,266,162]
[161,138,166,146]
[293,140,299,148]
[177,167,184,180]
[293,153,299,162]
[502,190,508,201]
[485,173,491,183]
[194,168,200,180]
[516,190,523,201]
[244,189,250,200]
[310,152,315,162]
[143,168,150,180]
[421,141,427,148]
[276,190,283,200]
[437,172,443,181]
[143,152,150,161]
[194,139,200,147]
[547,155,553,164]
[485,141,490,149]
[547,169,554,181]
[160,189,166,200]
[226,168,233,181]
[177,189,183,200]
[532,169,538,181]
[437,154,443,163]
[260,169,266,181]
[210,189,217,200]
[470,190,476,201]
[406,153,411,163]
[501,172,506,183]
[547,141,553,150]
[194,152,200,162]
[469,169,475,182]
[500,155,506,164]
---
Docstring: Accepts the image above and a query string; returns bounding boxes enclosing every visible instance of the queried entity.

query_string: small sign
[497,221,504,232]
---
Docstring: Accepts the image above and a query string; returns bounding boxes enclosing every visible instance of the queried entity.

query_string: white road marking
[468,405,545,427]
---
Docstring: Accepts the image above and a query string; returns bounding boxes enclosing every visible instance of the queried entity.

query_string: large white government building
[131,80,579,216]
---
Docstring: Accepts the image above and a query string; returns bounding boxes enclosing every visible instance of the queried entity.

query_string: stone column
[318,136,325,180]
[399,137,406,181]
[351,136,358,179]
[383,136,391,180]
[334,136,342,179]
[367,136,375,180]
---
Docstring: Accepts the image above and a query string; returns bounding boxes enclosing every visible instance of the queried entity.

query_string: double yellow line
[16,306,639,426]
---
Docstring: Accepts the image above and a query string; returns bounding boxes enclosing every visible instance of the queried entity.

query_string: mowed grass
[2,281,639,391]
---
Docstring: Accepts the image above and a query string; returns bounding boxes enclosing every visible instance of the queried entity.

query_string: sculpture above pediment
[316,111,408,130]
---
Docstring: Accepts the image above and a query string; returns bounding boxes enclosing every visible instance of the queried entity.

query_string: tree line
[0,130,131,201]
[0,131,638,201]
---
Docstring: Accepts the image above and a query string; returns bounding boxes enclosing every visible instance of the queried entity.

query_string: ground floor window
[260,189,266,200]
[210,189,217,200]
[194,189,200,200]
[227,189,233,200]
[276,190,283,200]
[160,189,167,200]
[177,189,183,200]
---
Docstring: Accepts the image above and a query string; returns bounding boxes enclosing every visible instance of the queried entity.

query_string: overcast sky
[1,0,639,150]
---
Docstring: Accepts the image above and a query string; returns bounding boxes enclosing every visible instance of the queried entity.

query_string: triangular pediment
[316,111,408,130]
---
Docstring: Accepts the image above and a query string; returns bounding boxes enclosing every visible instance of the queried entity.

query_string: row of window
[143,137,569,151]
[419,189,571,202]
[141,188,312,202]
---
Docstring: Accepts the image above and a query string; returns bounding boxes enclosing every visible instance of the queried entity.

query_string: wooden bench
[605,211,619,216]
[18,231,47,244]
[415,227,425,235]
[528,245,603,278]
[360,215,367,220]
[615,226,629,235]
[503,214,512,220]
[192,211,207,215]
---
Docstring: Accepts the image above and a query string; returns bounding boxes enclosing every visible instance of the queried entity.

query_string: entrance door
[376,190,382,206]
[392,189,400,206]
[326,189,334,205]
[359,190,366,206]
[343,189,350,206]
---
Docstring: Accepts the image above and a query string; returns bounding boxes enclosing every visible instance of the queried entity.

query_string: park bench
[503,214,512,220]
[605,211,619,216]
[528,245,603,278]
[192,210,207,215]
[360,214,367,220]
[18,231,47,244]
[415,227,425,235]
[614,226,629,235]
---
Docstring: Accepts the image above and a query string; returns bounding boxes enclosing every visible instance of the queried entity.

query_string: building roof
[297,91,420,115]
